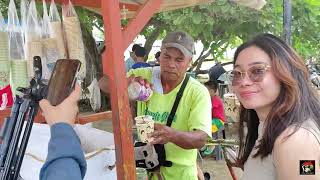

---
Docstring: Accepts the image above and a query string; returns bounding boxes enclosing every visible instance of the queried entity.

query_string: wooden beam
[78,111,112,124]
[101,0,136,180]
[122,0,162,49]
[42,0,100,8]
[41,0,140,11]
[0,108,112,127]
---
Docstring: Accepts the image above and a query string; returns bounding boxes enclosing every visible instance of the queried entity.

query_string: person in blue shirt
[125,44,141,72]
[39,84,86,180]
[131,46,151,69]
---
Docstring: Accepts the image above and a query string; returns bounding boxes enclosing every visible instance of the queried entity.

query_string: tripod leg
[13,101,39,180]
[0,96,23,167]
[1,99,31,180]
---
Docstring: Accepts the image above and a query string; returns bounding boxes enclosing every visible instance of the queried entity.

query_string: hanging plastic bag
[0,11,10,89]
[25,0,43,79]
[87,78,101,112]
[8,0,28,94]
[26,0,42,43]
[49,0,66,62]
[0,12,13,109]
[42,0,59,79]
[20,0,29,47]
[62,0,87,80]
[8,0,25,60]
[42,0,50,39]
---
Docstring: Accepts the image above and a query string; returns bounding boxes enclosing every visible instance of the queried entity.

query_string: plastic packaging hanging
[62,0,87,80]
[8,0,28,94]
[26,0,42,43]
[49,0,66,61]
[0,11,10,89]
[42,0,59,79]
[87,78,101,112]
[8,0,25,60]
[20,0,28,46]
[42,0,51,39]
[25,0,43,79]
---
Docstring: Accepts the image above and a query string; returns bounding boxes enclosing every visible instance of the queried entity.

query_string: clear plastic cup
[128,81,153,101]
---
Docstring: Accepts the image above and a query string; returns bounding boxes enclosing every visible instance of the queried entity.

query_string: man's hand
[98,74,153,94]
[150,124,176,144]
[39,84,81,126]
[150,123,208,149]
[127,75,153,90]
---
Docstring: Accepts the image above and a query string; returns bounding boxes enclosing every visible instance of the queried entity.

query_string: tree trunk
[195,49,212,72]
[81,23,102,87]
[144,26,163,61]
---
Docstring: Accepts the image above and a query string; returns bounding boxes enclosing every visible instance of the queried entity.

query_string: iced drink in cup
[135,115,154,143]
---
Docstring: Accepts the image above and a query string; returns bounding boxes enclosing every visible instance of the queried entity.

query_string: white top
[241,119,320,180]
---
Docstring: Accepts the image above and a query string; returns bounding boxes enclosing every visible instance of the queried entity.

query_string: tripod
[0,56,47,180]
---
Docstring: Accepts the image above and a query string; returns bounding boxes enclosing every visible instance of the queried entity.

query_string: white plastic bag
[26,0,42,43]
[8,0,25,60]
[26,0,43,79]
[87,78,101,112]
[42,0,59,79]
[20,0,28,46]
[49,0,66,60]
[62,0,86,79]
[8,0,28,94]
[42,0,50,39]
[0,11,10,89]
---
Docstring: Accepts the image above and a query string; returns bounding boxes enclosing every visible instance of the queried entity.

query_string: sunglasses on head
[228,63,271,86]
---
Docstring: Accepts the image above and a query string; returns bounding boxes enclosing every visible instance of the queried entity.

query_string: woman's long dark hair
[235,33,320,166]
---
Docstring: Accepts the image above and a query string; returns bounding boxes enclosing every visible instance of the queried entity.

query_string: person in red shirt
[204,80,225,133]
[201,80,226,156]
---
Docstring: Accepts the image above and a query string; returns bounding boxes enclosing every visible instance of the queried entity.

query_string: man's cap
[161,31,195,58]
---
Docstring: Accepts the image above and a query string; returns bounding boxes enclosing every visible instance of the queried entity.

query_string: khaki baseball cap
[161,31,195,58]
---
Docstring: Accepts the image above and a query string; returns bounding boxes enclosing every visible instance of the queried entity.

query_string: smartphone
[46,59,81,106]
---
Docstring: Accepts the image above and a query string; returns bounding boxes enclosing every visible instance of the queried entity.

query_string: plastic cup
[128,81,153,101]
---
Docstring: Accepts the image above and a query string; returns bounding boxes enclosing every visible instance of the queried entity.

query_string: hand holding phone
[46,59,81,106]
[40,84,81,126]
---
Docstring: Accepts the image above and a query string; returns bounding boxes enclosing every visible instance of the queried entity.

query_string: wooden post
[100,1,136,179]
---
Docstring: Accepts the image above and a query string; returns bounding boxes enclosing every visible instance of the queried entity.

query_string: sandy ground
[92,120,243,180]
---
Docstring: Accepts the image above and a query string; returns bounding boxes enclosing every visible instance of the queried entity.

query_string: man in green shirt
[126,31,212,180]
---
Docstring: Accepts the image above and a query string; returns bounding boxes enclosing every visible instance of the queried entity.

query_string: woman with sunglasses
[229,33,320,180]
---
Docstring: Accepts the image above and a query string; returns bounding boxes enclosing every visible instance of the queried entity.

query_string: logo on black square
[300,160,315,175]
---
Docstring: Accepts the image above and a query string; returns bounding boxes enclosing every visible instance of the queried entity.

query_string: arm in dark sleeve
[40,123,87,180]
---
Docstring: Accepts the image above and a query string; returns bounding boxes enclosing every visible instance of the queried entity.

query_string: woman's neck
[255,106,272,122]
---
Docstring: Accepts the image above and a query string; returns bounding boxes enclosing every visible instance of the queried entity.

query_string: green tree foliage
[1,0,319,64]
[142,0,320,67]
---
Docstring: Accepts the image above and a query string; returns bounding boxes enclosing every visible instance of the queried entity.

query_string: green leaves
[142,0,320,62]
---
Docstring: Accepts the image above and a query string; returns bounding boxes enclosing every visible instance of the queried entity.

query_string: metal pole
[283,0,292,45]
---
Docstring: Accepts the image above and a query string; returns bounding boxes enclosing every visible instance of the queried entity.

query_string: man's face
[159,47,192,82]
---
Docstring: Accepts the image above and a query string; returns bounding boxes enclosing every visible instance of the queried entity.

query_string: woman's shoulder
[272,119,320,180]
[275,119,320,146]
